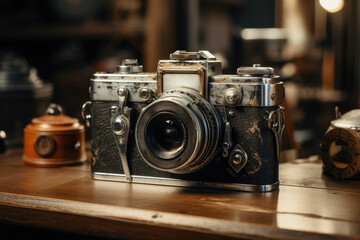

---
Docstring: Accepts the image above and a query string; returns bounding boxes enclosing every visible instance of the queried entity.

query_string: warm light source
[319,0,344,13]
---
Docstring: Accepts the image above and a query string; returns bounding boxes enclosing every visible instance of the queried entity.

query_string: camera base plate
[92,172,279,192]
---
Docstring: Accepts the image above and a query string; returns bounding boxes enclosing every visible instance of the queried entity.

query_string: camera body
[84,50,285,192]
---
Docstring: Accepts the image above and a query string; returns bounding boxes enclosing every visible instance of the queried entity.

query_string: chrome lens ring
[136,89,221,174]
[136,97,203,172]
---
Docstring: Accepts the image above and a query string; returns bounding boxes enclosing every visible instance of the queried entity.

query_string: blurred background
[0,0,358,159]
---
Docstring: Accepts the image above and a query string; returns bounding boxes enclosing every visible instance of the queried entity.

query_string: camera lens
[146,112,186,160]
[136,89,221,174]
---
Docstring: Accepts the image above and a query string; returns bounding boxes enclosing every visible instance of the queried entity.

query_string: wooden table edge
[0,192,357,240]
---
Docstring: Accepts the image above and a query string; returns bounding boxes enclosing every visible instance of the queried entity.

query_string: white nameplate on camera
[163,74,200,92]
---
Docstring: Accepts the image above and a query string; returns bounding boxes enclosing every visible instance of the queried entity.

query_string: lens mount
[135,89,221,174]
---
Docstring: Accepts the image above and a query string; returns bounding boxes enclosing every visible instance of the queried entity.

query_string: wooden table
[0,149,360,240]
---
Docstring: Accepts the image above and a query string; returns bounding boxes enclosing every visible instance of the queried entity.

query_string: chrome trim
[199,50,216,60]
[267,106,285,160]
[90,74,157,102]
[117,59,143,73]
[110,88,132,183]
[91,172,279,192]
[81,101,92,127]
[208,81,284,107]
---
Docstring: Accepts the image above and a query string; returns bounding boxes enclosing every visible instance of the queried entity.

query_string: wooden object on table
[23,104,86,167]
[321,126,360,179]
[1,149,360,239]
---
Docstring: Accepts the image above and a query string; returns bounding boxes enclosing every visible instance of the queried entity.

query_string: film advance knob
[170,50,199,60]
[117,59,143,73]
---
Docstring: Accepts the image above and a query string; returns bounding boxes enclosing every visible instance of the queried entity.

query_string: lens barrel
[135,89,221,174]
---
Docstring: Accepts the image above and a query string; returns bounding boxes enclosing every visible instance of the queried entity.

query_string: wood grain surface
[0,149,360,239]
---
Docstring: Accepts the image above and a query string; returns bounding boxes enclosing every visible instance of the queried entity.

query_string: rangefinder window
[157,67,206,97]
[163,73,200,93]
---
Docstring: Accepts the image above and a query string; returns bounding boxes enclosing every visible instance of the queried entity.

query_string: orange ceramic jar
[23,105,86,167]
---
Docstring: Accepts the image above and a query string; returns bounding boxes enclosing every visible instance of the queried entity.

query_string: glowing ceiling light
[319,0,344,13]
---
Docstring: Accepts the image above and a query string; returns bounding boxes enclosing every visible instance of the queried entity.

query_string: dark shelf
[0,21,144,40]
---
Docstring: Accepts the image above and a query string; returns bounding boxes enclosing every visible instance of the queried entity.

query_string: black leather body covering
[91,101,279,186]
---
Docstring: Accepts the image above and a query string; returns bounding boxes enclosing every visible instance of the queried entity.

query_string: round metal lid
[32,114,78,126]
[26,104,82,131]
[331,109,360,130]
[237,64,274,76]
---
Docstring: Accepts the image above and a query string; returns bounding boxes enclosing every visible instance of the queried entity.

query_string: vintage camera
[83,50,285,192]
[321,108,360,179]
